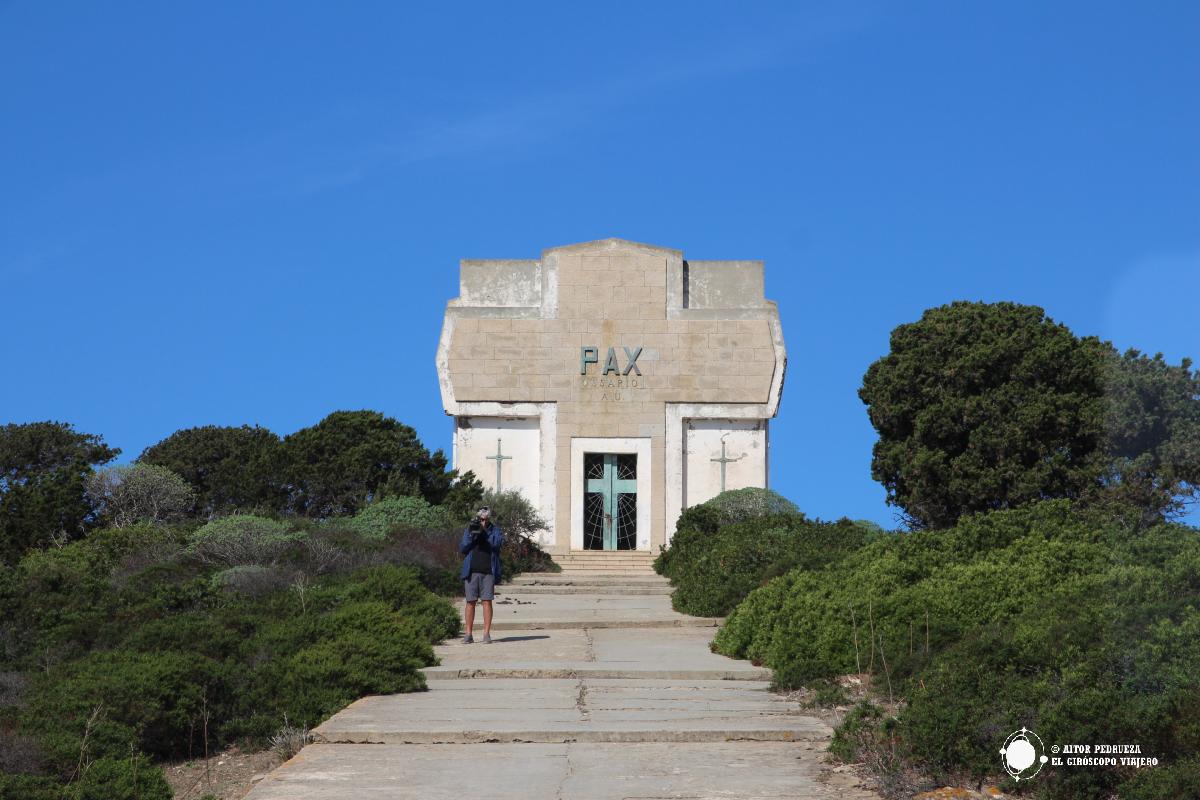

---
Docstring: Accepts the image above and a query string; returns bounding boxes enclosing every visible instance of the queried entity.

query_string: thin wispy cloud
[0,6,879,216]
[290,8,877,194]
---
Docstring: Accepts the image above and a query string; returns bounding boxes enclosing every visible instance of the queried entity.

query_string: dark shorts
[464,572,495,601]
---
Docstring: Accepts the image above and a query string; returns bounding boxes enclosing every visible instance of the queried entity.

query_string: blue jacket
[459,522,503,582]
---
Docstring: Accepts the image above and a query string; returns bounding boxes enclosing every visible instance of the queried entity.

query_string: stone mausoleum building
[436,238,786,558]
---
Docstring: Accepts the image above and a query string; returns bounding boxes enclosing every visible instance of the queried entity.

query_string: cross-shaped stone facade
[438,239,786,551]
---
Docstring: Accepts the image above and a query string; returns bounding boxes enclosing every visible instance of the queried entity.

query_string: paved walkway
[244,572,880,799]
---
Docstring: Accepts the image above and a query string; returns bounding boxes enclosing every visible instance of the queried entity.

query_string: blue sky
[3,2,1197,527]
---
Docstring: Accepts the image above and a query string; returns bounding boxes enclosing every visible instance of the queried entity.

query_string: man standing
[459,506,503,644]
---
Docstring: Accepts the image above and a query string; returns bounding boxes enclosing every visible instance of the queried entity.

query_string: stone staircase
[550,548,658,574]
[243,568,878,800]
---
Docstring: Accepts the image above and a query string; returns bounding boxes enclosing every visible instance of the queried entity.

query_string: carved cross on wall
[710,436,744,493]
[486,437,512,492]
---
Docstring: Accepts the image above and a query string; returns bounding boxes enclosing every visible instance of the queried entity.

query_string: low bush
[24,649,228,764]
[1119,756,1200,800]
[317,564,460,642]
[74,754,173,800]
[210,564,297,597]
[292,522,461,593]
[655,488,799,578]
[654,489,876,617]
[335,489,559,584]
[701,487,799,524]
[665,514,877,617]
[0,774,62,800]
[0,730,39,775]
[713,500,1200,799]
[231,567,453,733]
[480,490,558,576]
[269,608,431,724]
[187,515,307,566]
[0,527,460,798]
[346,495,451,540]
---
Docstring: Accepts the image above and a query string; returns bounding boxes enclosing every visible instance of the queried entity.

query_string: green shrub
[188,514,306,566]
[828,699,886,762]
[666,515,876,617]
[702,487,799,524]
[655,489,798,579]
[74,754,172,800]
[228,565,454,729]
[84,463,195,528]
[655,504,723,577]
[654,489,874,617]
[347,496,452,540]
[24,649,228,764]
[714,500,1200,799]
[475,489,558,576]
[270,604,432,725]
[3,526,196,669]
[117,610,245,660]
[0,521,462,797]
[1119,756,1200,800]
[0,774,62,800]
[209,564,295,597]
[321,564,460,642]
[478,490,543,538]
[714,500,1111,682]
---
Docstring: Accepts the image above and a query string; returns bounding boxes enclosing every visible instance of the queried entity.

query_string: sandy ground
[162,745,282,800]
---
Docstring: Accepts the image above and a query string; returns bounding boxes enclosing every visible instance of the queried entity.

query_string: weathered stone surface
[427,626,769,679]
[508,573,671,586]
[245,742,864,800]
[314,676,827,745]
[438,238,787,551]
[478,588,722,629]
[244,573,881,800]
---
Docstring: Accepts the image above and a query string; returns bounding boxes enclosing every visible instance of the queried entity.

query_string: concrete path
[244,572,880,800]
[424,627,771,680]
[484,588,723,629]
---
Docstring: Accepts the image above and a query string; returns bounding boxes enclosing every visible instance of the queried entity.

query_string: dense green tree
[139,425,285,517]
[861,302,1200,529]
[1101,349,1200,520]
[0,421,119,563]
[438,470,485,522]
[859,302,1108,529]
[281,410,472,517]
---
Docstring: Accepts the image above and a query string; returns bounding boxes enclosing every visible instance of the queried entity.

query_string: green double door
[583,453,638,550]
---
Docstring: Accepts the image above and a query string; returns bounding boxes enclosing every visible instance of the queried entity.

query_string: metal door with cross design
[583,453,637,550]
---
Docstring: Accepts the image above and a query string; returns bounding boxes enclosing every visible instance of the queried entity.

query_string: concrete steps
[244,565,861,800]
[250,742,859,800]
[553,554,656,561]
[500,584,672,595]
[543,569,659,576]
[510,573,669,586]
[478,588,711,629]
[550,550,658,575]
[505,572,671,594]
[314,678,825,745]
[485,617,719,630]
[423,663,770,681]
